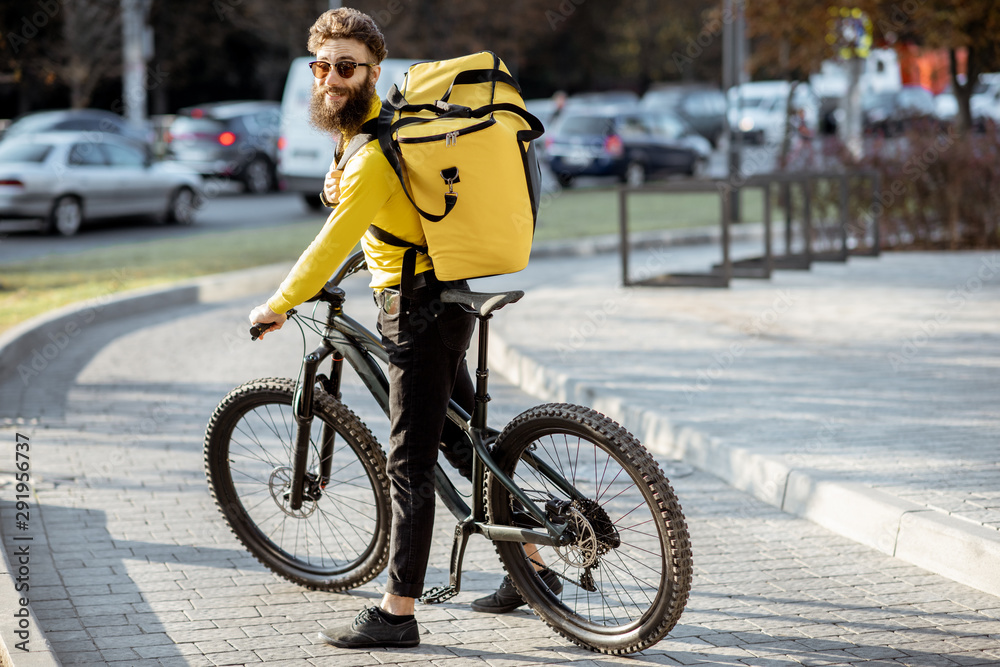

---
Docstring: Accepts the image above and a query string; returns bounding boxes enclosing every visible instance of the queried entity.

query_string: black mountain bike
[203,251,692,654]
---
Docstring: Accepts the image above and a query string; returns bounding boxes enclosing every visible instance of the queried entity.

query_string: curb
[487,332,1000,599]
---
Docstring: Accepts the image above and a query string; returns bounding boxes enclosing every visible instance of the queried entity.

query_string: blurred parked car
[544,106,700,188]
[934,89,958,123]
[971,74,1000,127]
[564,90,639,111]
[523,98,559,160]
[643,110,711,174]
[0,108,152,148]
[727,81,819,145]
[166,100,280,194]
[525,98,558,129]
[641,86,730,147]
[863,86,937,136]
[0,132,201,236]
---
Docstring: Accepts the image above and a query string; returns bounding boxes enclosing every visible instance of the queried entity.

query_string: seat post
[471,314,492,432]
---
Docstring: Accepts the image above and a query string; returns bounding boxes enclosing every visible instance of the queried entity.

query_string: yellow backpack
[365,52,544,296]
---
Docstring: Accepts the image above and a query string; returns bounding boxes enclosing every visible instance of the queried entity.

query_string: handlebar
[249,251,369,341]
[328,250,368,287]
[250,308,297,341]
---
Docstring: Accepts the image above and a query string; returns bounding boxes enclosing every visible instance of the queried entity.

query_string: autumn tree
[868,0,1000,134]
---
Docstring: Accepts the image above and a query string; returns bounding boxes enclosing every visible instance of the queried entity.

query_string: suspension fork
[316,352,343,488]
[289,338,337,511]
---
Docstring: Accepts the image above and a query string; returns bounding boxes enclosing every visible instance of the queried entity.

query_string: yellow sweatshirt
[266,99,432,314]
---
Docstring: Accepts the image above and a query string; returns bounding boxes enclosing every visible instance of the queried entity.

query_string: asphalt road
[0,188,327,266]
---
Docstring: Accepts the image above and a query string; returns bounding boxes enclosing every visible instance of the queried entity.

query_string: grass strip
[2,187,744,333]
[0,219,325,333]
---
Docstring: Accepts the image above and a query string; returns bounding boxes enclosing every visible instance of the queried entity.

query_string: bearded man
[248,7,559,649]
[247,7,478,649]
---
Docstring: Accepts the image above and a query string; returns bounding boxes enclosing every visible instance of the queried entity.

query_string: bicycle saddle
[441,289,524,317]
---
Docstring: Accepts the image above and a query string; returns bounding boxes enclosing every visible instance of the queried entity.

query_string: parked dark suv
[641,86,728,146]
[544,107,700,188]
[166,101,280,193]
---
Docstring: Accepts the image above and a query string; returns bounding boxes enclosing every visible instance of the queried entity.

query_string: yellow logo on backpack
[367,52,544,294]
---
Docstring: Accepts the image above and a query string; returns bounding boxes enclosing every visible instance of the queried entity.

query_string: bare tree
[57,0,122,108]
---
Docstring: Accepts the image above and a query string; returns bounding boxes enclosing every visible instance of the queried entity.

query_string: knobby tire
[204,378,390,591]
[487,403,693,654]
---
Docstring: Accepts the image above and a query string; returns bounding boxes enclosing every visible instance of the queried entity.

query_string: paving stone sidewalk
[479,247,1000,594]
[0,250,999,666]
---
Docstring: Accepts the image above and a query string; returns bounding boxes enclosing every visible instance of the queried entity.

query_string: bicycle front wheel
[487,403,692,654]
[204,377,390,591]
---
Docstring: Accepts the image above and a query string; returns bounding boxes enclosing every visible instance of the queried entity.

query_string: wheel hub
[552,498,621,569]
[269,466,318,518]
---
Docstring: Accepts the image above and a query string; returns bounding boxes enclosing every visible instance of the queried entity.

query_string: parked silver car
[0,132,202,236]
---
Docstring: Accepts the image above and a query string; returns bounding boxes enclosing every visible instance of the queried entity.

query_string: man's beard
[309,72,377,139]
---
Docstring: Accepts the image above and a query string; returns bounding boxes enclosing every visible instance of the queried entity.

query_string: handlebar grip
[249,322,272,341]
[249,309,295,341]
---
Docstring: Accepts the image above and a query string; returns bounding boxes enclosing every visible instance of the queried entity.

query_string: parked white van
[278,57,417,210]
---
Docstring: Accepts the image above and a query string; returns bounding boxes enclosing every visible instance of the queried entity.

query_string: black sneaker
[470,569,563,614]
[319,606,419,648]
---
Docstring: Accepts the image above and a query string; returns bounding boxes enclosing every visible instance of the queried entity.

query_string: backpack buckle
[441,167,460,194]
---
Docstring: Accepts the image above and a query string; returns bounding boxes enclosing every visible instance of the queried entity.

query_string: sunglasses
[308,60,377,80]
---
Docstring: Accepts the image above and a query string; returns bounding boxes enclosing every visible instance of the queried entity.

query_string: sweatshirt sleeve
[266,147,391,314]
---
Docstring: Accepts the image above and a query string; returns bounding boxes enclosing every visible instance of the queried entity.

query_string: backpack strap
[334,117,380,170]
[366,223,429,302]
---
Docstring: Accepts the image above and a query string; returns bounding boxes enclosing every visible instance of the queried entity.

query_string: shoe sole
[470,581,563,614]
[319,633,419,649]
[469,600,525,614]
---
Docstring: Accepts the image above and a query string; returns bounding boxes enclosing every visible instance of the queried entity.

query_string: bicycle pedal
[419,585,459,604]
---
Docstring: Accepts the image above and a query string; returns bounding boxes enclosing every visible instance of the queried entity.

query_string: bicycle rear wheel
[487,403,692,654]
[204,377,390,591]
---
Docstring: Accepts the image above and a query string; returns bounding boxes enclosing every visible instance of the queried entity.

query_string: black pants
[378,281,476,599]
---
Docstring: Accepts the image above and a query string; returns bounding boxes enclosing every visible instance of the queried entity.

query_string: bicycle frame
[284,253,571,599]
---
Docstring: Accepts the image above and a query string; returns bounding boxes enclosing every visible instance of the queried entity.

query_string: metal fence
[618,169,880,287]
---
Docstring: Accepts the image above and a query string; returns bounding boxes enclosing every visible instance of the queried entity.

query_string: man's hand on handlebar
[249,303,287,341]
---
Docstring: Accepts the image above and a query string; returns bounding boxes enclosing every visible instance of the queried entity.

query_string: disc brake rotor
[554,506,600,568]
[269,466,317,518]
[553,498,621,569]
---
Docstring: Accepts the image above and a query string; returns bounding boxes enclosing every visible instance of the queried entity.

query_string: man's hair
[307,8,387,63]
